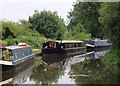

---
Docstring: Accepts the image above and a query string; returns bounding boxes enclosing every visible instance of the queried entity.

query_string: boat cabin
[43,40,85,49]
[87,38,111,46]
[0,43,33,65]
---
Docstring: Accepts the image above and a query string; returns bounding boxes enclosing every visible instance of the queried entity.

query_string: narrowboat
[42,40,86,56]
[0,43,34,72]
[85,38,111,50]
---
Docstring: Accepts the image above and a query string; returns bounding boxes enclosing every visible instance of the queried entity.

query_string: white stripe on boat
[0,78,13,85]
[56,40,83,43]
[85,44,95,47]
[0,60,13,65]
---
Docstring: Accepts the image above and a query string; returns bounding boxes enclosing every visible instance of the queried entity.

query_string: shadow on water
[1,48,119,85]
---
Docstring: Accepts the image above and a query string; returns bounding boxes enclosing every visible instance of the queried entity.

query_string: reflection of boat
[42,40,86,56]
[68,50,110,65]
[42,54,67,70]
[85,38,111,50]
[90,50,110,60]
[44,61,66,71]
[31,56,66,84]
[42,53,67,65]
[0,43,34,72]
[0,65,34,85]
[68,51,94,65]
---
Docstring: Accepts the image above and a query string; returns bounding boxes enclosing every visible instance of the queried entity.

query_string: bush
[1,21,46,49]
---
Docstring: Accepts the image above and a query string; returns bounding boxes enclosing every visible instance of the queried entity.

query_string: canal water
[0,49,119,85]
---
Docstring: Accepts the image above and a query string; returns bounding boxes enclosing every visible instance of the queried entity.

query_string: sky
[0,0,119,23]
[0,0,75,23]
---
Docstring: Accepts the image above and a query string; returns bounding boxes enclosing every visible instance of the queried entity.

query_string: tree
[29,10,67,39]
[19,19,33,29]
[99,2,120,49]
[99,2,120,76]
[2,27,16,39]
[67,2,101,37]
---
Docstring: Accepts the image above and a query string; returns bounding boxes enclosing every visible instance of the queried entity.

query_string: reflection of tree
[31,64,65,84]
[70,59,119,85]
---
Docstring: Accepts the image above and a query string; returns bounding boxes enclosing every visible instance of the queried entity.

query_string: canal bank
[101,49,120,82]
[32,49,42,56]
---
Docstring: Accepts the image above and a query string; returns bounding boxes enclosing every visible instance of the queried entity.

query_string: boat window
[28,47,32,54]
[28,48,30,54]
[62,44,66,48]
[16,50,22,59]
[23,49,25,56]
[69,43,71,48]
[76,44,78,47]
[65,44,67,48]
[19,49,23,58]
[67,44,70,48]
[72,44,74,48]
[15,52,18,59]
[24,48,28,56]
[12,50,18,60]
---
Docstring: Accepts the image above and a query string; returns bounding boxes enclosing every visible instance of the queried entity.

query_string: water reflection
[70,50,119,84]
[0,65,34,85]
[70,60,119,84]
[1,49,119,85]
[31,64,65,84]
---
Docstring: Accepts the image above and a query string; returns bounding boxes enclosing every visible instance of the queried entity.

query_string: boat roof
[5,45,31,50]
[48,40,83,43]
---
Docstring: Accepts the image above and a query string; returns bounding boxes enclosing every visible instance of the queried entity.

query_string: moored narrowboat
[0,43,34,72]
[42,40,86,56]
[85,38,111,50]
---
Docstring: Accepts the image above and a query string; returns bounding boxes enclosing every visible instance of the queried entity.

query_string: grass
[32,49,41,53]
[102,49,120,75]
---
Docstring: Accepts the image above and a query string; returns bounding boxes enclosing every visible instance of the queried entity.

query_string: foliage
[32,49,41,53]
[99,3,120,76]
[1,21,46,49]
[19,19,33,29]
[102,49,120,74]
[64,31,91,41]
[67,2,101,37]
[29,10,67,39]
[0,40,7,47]
[99,2,120,49]
[34,56,43,68]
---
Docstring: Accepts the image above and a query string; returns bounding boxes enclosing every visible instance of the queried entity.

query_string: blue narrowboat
[0,43,34,71]
[85,38,111,50]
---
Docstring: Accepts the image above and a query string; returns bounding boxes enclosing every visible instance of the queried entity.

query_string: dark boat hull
[86,45,111,52]
[1,58,34,81]
[42,47,86,57]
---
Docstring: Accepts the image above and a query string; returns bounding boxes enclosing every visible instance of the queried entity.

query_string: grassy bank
[1,21,46,49]
[102,49,120,76]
